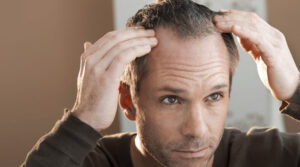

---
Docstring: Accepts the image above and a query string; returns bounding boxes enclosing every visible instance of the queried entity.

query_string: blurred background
[0,0,299,166]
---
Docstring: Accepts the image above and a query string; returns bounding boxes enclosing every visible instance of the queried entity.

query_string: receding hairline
[122,0,239,100]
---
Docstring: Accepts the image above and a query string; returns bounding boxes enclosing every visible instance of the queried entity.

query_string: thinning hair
[121,0,239,102]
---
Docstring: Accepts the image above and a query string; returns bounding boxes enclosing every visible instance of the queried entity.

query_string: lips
[173,147,209,158]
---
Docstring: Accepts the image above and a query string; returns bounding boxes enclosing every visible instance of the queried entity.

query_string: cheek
[136,101,183,147]
[136,92,229,144]
[205,101,229,133]
[137,93,182,129]
[138,107,181,138]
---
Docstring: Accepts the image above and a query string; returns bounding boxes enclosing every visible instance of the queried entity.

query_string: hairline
[132,25,233,98]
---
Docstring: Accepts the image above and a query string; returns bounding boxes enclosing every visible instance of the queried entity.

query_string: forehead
[140,27,231,93]
[149,27,229,67]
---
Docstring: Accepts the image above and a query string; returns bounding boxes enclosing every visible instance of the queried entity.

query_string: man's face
[135,27,230,167]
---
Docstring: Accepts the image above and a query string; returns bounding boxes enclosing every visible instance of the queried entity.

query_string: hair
[121,0,239,103]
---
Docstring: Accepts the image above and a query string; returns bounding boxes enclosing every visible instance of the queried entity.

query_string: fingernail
[144,45,151,50]
[219,9,228,12]
[234,25,241,31]
[213,15,222,21]
[147,29,155,34]
[134,26,144,29]
[150,37,157,42]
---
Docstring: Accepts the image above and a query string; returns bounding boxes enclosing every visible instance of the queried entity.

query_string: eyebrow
[210,84,228,91]
[158,84,228,94]
[158,87,187,94]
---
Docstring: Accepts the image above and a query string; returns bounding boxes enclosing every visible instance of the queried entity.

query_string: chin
[161,158,211,167]
[150,149,213,167]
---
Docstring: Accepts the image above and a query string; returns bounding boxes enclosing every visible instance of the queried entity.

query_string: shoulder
[83,132,135,167]
[223,127,300,151]
[100,132,136,143]
[98,132,136,152]
[216,127,300,167]
[98,132,136,153]
[97,132,136,166]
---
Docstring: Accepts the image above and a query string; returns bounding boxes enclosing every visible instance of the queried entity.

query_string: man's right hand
[71,27,157,132]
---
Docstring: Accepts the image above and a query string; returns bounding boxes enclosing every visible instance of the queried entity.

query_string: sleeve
[228,128,300,167]
[20,109,103,167]
[280,84,300,121]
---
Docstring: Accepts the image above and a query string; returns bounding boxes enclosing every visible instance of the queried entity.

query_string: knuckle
[85,56,93,66]
[227,9,234,13]
[80,53,86,59]
[270,29,286,48]
[101,75,111,86]
[105,31,114,37]
[90,66,97,76]
[114,46,145,65]
[276,30,285,40]
[130,46,142,53]
[90,64,101,76]
[249,12,258,18]
[125,27,135,33]
[115,41,129,51]
[105,31,117,39]
[231,25,238,32]
[115,55,125,64]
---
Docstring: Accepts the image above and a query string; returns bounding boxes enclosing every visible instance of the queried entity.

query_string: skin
[71,9,300,167]
[214,10,300,102]
[72,27,158,131]
[126,27,231,167]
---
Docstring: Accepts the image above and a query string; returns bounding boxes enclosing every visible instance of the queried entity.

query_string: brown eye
[162,96,178,105]
[207,93,222,101]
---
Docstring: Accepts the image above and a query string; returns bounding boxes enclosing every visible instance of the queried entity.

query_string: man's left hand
[213,10,300,102]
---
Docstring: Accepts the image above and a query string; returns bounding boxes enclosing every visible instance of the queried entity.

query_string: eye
[161,95,179,105]
[207,93,223,102]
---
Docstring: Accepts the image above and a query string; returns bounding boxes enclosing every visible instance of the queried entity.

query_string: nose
[180,104,209,139]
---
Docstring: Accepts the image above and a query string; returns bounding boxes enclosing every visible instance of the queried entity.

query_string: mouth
[173,147,209,158]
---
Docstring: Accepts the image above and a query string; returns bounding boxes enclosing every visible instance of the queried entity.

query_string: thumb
[83,41,92,51]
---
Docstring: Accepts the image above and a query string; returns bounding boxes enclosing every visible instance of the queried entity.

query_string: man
[22,0,300,167]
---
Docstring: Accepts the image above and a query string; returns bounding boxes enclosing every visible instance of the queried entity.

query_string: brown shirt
[21,86,300,167]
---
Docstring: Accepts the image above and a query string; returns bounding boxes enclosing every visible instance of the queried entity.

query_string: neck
[130,135,214,167]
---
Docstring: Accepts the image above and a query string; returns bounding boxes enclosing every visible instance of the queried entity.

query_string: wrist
[71,108,106,133]
[289,73,300,102]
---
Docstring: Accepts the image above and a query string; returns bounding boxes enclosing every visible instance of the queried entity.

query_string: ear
[118,82,136,121]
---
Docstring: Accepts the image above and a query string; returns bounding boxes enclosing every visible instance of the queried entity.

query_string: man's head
[119,0,239,166]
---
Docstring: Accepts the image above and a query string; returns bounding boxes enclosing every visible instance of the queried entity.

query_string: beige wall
[268,0,300,133]
[0,1,299,166]
[0,0,118,166]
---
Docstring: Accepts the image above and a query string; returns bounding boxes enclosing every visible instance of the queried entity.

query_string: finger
[83,28,155,72]
[213,10,258,31]
[79,55,86,79]
[213,10,242,23]
[238,37,261,60]
[104,45,152,82]
[217,9,237,13]
[84,41,92,51]
[217,21,263,56]
[218,9,229,13]
[93,37,157,73]
[84,27,155,58]
[78,41,93,79]
[214,13,262,46]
